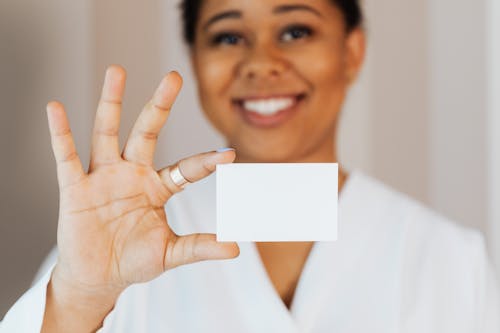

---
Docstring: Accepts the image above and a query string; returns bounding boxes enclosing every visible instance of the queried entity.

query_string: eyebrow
[203,4,323,31]
[273,4,323,18]
[203,10,242,31]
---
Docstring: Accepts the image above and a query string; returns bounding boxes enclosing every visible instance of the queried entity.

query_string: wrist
[43,268,124,333]
[50,265,123,311]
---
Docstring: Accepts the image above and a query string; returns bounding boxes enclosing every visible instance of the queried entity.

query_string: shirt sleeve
[0,261,56,333]
[476,238,500,332]
[0,247,118,333]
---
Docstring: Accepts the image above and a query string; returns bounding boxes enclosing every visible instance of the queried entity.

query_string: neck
[233,139,347,192]
[251,138,347,307]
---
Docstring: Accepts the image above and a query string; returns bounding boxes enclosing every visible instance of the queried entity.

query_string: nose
[238,47,288,81]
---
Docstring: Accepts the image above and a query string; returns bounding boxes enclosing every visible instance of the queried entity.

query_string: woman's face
[191,0,365,162]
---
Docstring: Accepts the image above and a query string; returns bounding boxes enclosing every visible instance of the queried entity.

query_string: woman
[2,0,499,332]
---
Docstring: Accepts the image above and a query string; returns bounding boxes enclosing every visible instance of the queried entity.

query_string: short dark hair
[180,0,363,45]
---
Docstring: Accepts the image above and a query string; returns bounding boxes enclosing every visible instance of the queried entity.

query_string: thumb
[164,233,240,271]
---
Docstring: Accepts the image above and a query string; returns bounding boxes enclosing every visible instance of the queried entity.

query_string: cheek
[299,44,347,89]
[197,57,231,101]
[195,53,239,131]
[286,38,349,113]
[291,45,349,143]
[293,44,349,114]
[313,55,348,113]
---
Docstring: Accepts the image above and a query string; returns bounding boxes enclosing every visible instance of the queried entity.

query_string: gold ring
[169,164,190,190]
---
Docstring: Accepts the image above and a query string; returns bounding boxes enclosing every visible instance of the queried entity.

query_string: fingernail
[216,147,235,153]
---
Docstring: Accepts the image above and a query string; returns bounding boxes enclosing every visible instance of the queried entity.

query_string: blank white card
[216,163,338,242]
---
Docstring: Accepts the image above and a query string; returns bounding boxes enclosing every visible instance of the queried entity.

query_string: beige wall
[1,0,498,318]
[364,0,431,205]
[0,0,94,318]
[487,0,500,273]
[94,0,165,165]
[428,0,488,232]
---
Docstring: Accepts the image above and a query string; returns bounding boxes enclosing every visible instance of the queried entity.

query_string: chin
[233,144,299,163]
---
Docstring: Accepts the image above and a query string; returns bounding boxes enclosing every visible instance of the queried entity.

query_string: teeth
[242,98,295,116]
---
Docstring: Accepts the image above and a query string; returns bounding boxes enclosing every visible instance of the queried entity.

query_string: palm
[57,162,170,289]
[47,66,238,293]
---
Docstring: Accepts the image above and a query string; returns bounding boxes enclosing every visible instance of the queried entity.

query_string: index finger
[158,148,236,195]
[122,71,183,166]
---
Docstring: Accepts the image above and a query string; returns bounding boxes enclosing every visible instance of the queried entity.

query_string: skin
[41,0,365,331]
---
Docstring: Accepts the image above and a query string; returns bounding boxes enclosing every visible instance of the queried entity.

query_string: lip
[232,94,306,128]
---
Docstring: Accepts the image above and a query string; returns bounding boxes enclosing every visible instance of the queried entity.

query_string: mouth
[232,94,306,128]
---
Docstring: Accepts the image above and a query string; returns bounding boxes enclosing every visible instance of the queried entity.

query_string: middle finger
[90,65,126,170]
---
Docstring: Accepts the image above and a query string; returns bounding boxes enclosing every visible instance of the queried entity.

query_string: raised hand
[42,66,238,332]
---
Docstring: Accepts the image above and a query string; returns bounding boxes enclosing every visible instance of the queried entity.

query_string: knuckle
[202,161,216,174]
[165,235,178,269]
[59,150,79,163]
[138,129,159,141]
[99,99,122,108]
[152,102,171,113]
[190,234,202,261]
[95,128,119,137]
[52,128,72,138]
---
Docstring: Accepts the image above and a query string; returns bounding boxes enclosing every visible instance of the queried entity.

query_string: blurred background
[1,0,499,318]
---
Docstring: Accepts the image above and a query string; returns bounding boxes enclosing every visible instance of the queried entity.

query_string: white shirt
[2,171,499,332]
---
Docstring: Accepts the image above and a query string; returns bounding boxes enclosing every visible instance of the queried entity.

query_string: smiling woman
[1,0,499,332]
[190,0,365,168]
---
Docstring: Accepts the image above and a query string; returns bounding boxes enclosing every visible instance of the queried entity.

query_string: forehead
[198,0,340,22]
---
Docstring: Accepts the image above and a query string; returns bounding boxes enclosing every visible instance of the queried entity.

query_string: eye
[280,25,313,42]
[211,32,243,46]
